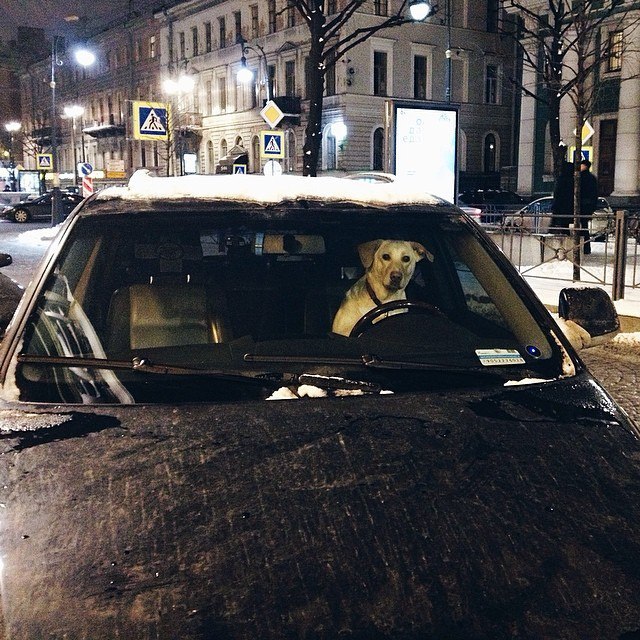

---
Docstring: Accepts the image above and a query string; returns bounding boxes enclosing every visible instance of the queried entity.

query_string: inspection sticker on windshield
[476,349,525,366]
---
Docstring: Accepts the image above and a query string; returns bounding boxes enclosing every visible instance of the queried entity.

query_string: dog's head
[358,239,434,292]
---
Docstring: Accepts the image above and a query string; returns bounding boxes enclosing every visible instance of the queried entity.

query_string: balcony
[267,96,301,124]
[83,118,125,139]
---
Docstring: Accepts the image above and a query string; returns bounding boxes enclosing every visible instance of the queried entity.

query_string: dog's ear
[411,241,434,263]
[358,240,383,269]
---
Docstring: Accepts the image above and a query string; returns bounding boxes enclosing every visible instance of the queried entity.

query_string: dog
[332,239,433,336]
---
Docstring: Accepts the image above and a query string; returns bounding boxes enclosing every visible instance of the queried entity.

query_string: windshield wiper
[245,352,495,374]
[18,354,380,392]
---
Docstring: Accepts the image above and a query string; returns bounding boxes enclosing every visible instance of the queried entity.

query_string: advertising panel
[393,104,458,203]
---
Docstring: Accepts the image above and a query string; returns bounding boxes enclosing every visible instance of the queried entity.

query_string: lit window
[607,31,623,72]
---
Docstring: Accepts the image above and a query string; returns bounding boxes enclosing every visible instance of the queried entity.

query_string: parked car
[458,188,528,224]
[0,171,638,638]
[345,171,483,221]
[1,191,84,223]
[503,195,614,239]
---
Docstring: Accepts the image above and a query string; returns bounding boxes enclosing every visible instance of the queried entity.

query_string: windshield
[13,207,562,404]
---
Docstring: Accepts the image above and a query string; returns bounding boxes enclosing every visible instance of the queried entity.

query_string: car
[503,195,614,239]
[345,171,483,221]
[458,188,528,224]
[0,171,639,638]
[1,191,84,223]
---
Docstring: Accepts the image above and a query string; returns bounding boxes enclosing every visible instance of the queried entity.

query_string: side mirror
[558,287,620,349]
[0,253,12,268]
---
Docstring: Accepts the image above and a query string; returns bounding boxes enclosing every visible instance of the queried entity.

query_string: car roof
[89,170,451,213]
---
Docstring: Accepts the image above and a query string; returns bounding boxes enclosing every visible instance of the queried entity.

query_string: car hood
[0,375,639,639]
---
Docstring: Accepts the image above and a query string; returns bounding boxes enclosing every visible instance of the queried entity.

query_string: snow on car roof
[94,169,447,208]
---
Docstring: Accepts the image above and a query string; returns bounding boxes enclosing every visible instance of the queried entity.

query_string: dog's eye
[382,253,391,261]
[402,255,411,263]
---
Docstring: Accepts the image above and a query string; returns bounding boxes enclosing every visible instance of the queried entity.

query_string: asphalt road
[0,219,639,425]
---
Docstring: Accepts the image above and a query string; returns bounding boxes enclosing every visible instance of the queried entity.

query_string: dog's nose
[389,271,402,284]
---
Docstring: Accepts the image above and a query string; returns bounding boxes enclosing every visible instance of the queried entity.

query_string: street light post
[237,36,271,103]
[63,105,85,187]
[50,36,65,225]
[4,121,21,191]
[50,39,95,225]
[163,71,195,177]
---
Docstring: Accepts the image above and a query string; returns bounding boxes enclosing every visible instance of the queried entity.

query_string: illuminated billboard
[392,104,458,203]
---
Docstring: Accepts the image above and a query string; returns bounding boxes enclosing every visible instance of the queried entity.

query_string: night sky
[0,0,143,42]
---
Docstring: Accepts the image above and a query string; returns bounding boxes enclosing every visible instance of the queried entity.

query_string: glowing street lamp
[50,39,95,224]
[63,105,85,186]
[237,36,271,103]
[4,121,21,191]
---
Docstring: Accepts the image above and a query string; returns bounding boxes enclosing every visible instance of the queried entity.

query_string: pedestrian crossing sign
[133,101,170,141]
[260,130,285,159]
[36,153,53,170]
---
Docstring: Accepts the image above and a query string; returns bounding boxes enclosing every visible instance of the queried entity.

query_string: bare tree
[290,0,422,176]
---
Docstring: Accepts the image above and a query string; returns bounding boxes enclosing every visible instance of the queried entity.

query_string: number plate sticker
[475,349,526,366]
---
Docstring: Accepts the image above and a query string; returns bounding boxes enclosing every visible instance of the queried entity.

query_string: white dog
[332,239,433,336]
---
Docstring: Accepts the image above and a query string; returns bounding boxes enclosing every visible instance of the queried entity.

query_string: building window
[135,40,142,62]
[607,30,623,72]
[206,80,213,114]
[485,64,498,103]
[373,51,388,96]
[251,5,259,38]
[268,0,277,33]
[218,76,227,111]
[373,127,384,170]
[327,0,337,13]
[192,27,199,56]
[220,138,228,160]
[141,144,147,167]
[205,22,212,53]
[483,133,497,172]
[374,0,388,16]
[268,65,276,99]
[325,128,337,170]
[207,140,214,173]
[285,60,296,96]
[325,48,336,96]
[414,55,428,100]
[487,0,499,32]
[234,11,242,43]
[287,1,297,27]
[179,32,185,59]
[219,17,226,48]
[167,35,173,63]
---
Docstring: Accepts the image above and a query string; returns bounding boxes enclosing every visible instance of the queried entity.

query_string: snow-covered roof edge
[95,169,448,207]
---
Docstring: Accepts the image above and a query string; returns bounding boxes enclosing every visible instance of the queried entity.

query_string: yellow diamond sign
[260,100,284,129]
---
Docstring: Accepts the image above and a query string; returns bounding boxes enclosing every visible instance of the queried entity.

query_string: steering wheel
[349,300,443,337]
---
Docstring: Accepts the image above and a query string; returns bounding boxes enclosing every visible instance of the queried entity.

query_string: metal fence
[474,207,640,301]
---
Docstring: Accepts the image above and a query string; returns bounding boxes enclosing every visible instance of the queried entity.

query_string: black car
[0,172,638,638]
[2,191,84,223]
[458,188,527,224]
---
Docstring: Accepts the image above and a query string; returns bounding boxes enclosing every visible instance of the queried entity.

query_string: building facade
[513,1,640,204]
[18,0,520,196]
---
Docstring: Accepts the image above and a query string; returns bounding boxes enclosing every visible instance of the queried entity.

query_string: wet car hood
[0,374,639,639]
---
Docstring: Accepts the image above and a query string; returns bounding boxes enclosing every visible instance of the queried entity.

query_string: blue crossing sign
[260,130,285,159]
[133,101,169,141]
[36,153,53,170]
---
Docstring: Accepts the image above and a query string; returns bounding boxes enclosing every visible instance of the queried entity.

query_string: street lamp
[237,35,271,103]
[63,105,85,186]
[50,37,95,225]
[409,0,436,21]
[163,72,196,176]
[4,121,21,191]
